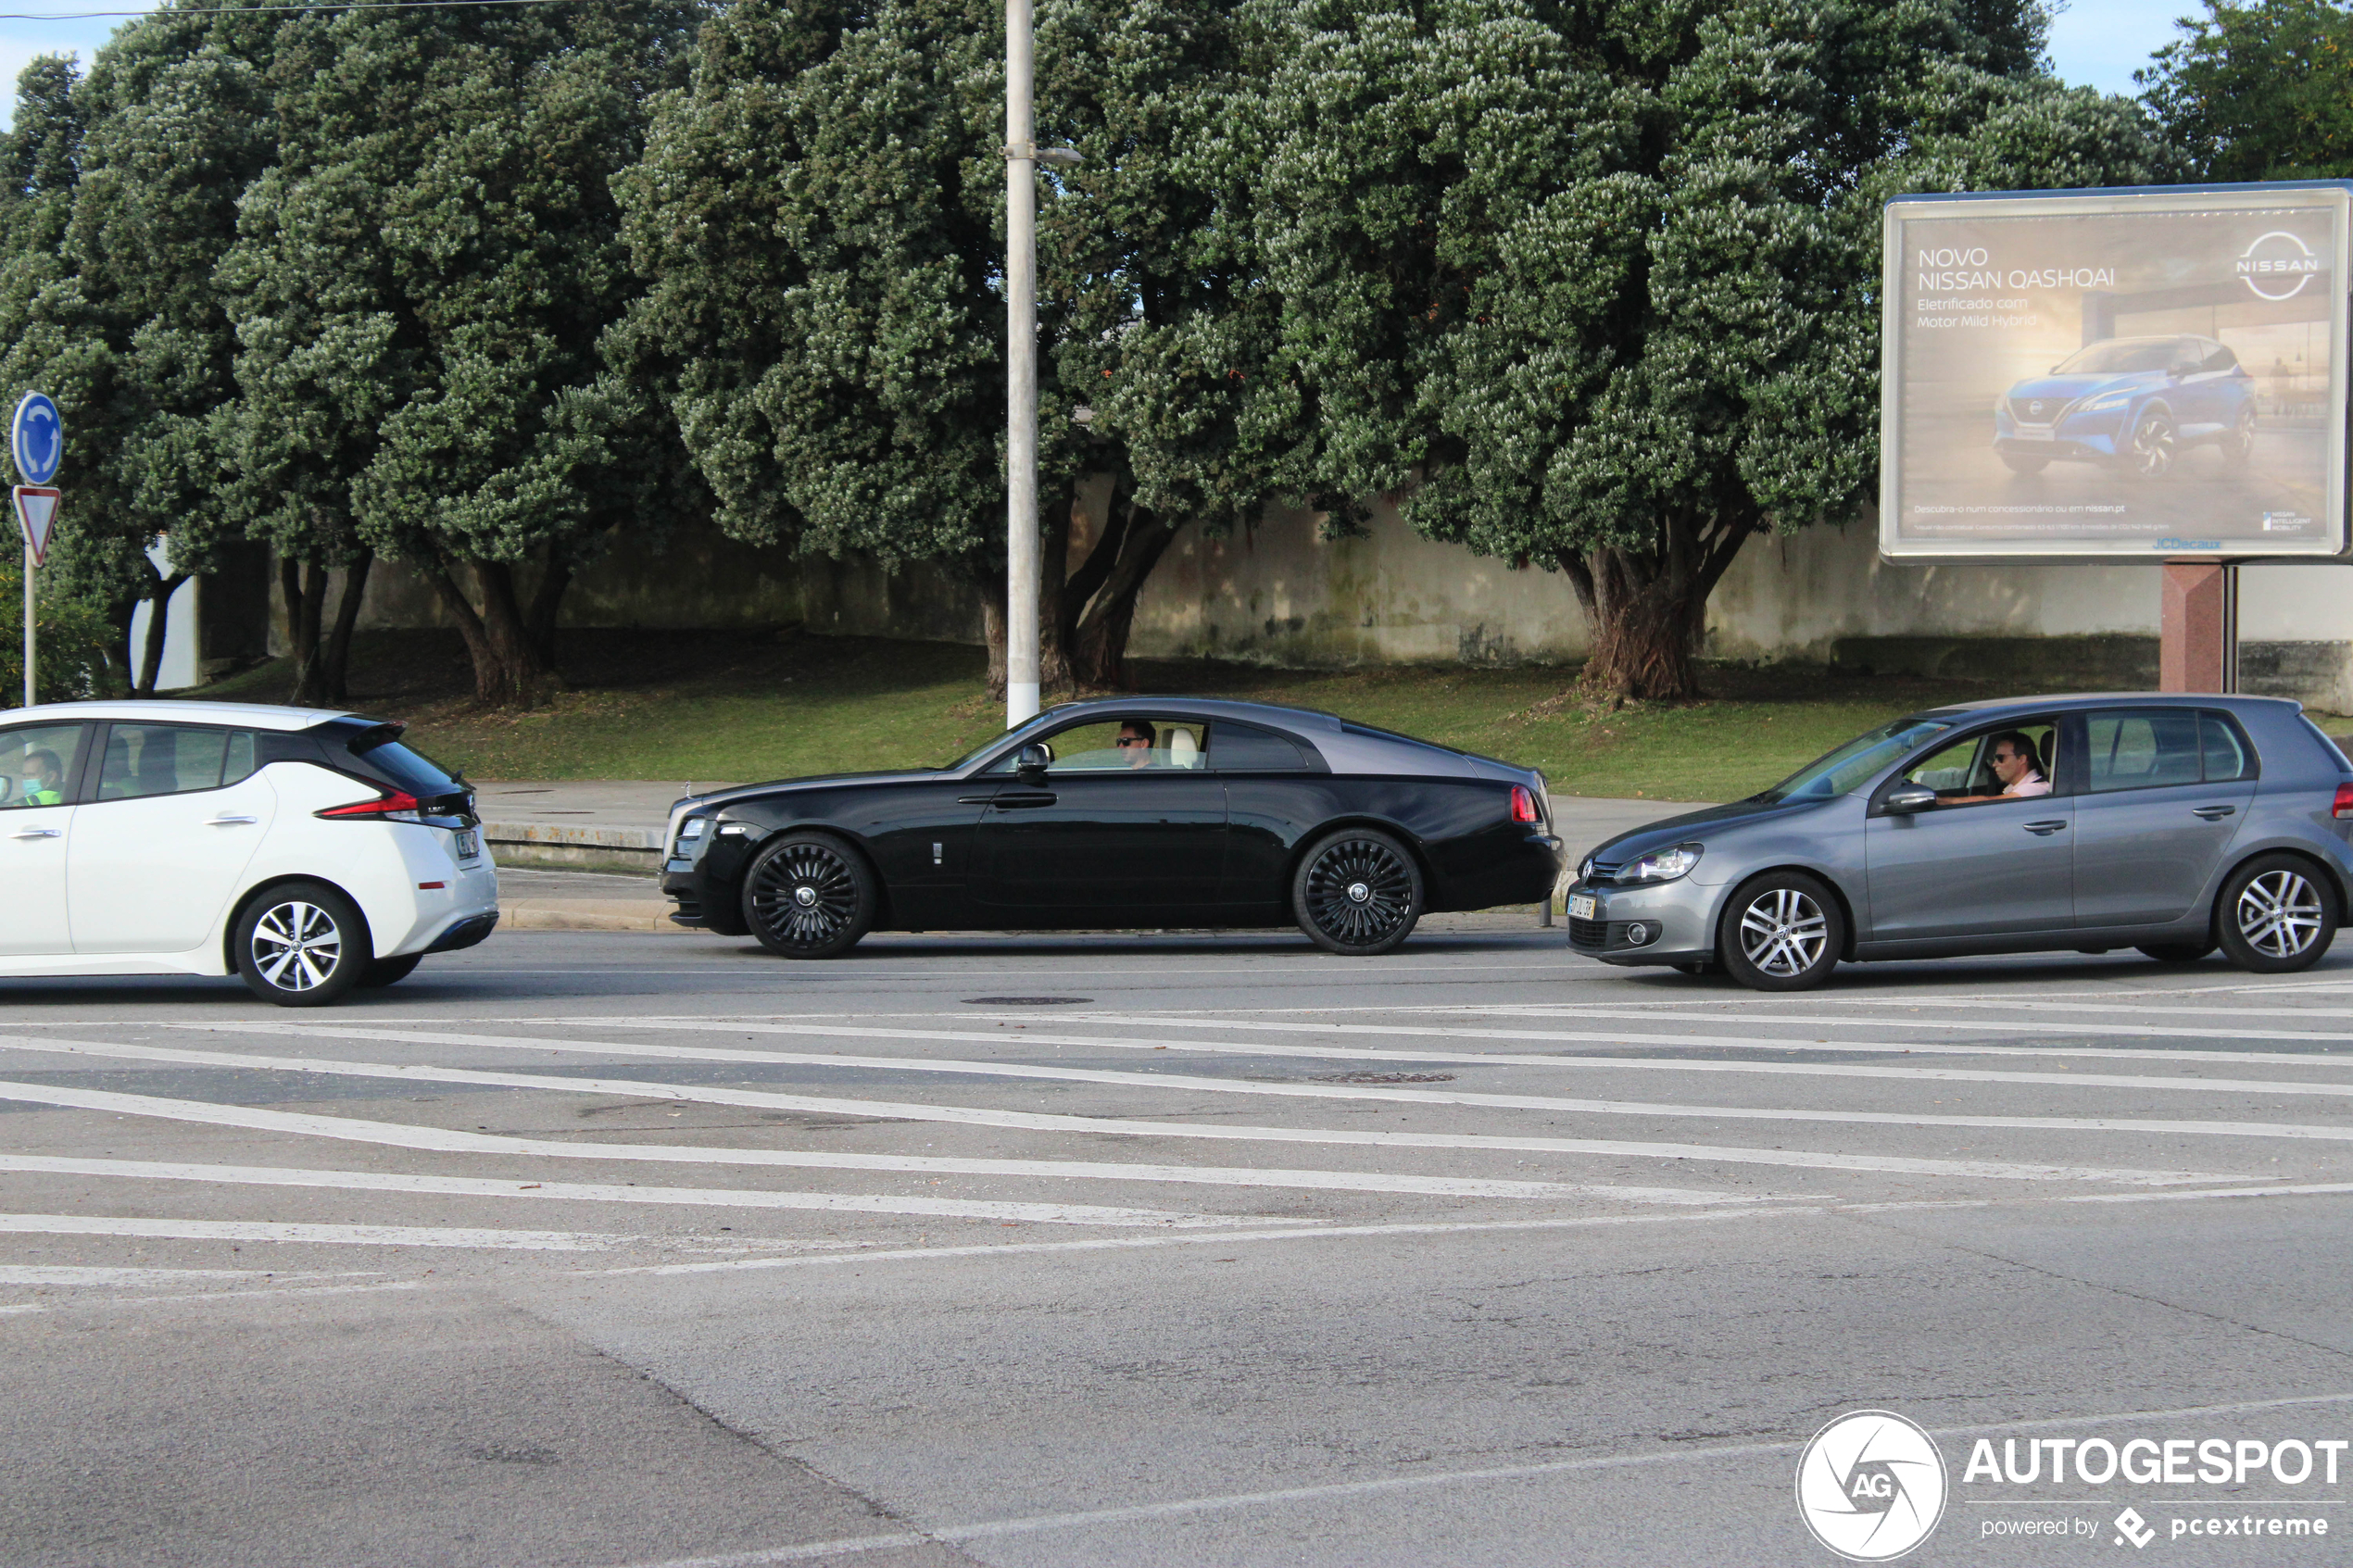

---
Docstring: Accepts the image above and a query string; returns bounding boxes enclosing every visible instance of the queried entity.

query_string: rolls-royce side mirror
[1883,784,1938,814]
[1016,743,1051,784]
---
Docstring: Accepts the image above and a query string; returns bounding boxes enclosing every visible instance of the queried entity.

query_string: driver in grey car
[1945,731,2050,805]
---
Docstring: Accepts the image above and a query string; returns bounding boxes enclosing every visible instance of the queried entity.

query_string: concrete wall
[299,484,2353,710]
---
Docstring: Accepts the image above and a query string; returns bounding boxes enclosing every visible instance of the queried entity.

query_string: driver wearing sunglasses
[1115,720,1158,769]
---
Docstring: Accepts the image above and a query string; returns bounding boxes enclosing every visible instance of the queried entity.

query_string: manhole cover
[963,996,1096,1007]
[1312,1071,1455,1085]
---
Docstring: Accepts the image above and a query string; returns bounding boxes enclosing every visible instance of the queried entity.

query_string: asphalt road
[8,928,2353,1565]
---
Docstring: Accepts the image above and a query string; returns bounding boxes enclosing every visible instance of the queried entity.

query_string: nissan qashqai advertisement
[1880,183,2352,558]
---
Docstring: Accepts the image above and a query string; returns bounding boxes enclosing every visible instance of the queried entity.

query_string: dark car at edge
[661,697,1564,958]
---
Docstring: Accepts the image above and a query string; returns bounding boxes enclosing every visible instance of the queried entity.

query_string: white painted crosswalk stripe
[0,1213,766,1252]
[0,1154,1234,1228]
[0,1077,1682,1202]
[0,1033,2218,1183]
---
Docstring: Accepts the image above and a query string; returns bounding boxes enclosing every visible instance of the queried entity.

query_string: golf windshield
[1754,717,1955,803]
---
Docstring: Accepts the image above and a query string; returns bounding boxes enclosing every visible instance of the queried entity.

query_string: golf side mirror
[1016,743,1051,784]
[1883,784,1938,815]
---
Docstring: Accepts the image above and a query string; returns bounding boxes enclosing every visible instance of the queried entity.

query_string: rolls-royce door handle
[2192,805,2237,821]
[8,827,59,839]
[207,814,260,826]
[980,793,1058,809]
[2023,820,2068,836]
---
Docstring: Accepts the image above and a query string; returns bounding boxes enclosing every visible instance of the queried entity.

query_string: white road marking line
[0,1032,2216,1184]
[598,1388,2353,1568]
[225,1016,2353,1104]
[0,1155,1233,1228]
[0,1213,774,1252]
[1385,1007,2353,1046]
[0,1264,305,1286]
[0,1078,1683,1203]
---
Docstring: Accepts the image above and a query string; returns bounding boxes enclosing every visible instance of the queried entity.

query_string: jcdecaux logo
[1794,1410,2347,1558]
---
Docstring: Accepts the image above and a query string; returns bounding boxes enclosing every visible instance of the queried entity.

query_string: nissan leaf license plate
[1567,894,1597,920]
[455,828,480,861]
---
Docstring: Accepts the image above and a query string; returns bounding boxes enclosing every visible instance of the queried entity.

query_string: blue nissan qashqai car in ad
[1994,333,2257,480]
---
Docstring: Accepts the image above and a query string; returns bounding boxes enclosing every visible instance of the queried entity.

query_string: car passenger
[1116,720,1158,769]
[1945,732,2049,804]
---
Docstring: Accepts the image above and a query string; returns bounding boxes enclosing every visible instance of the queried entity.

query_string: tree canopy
[2143,0,2353,181]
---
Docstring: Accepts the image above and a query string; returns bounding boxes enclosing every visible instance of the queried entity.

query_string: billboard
[1881,182,2352,559]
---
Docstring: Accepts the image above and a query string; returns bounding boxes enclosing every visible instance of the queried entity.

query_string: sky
[0,0,2220,133]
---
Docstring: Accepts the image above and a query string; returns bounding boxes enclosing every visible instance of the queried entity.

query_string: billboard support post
[2159,559,2238,693]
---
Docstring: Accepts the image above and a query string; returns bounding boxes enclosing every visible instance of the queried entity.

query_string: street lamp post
[1003,0,1040,728]
[1002,0,1080,730]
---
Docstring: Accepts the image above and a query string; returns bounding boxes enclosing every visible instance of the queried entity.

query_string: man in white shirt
[1949,732,2050,804]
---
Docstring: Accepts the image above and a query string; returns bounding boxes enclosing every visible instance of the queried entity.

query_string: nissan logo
[2028,401,2044,416]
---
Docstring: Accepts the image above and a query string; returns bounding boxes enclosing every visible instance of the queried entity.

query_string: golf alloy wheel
[235,882,370,1006]
[2235,869,2325,961]
[2129,408,2175,480]
[1294,828,1423,956]
[1718,872,1843,992]
[743,833,876,959]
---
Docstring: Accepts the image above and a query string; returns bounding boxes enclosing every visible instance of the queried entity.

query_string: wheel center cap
[1347,881,1371,904]
[794,885,818,908]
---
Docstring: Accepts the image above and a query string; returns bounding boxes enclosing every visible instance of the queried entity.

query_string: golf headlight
[1619,843,1703,884]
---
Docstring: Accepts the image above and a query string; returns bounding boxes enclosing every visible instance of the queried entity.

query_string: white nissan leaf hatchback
[0,701,498,1005]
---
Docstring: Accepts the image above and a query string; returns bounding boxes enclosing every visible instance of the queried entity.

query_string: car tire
[1718,872,1843,992]
[2215,854,2337,973]
[360,953,424,987]
[1293,828,1424,956]
[2136,942,2215,965]
[742,832,878,959]
[2127,408,2176,480]
[2223,405,2256,468]
[234,881,371,1007]
[1999,454,2050,474]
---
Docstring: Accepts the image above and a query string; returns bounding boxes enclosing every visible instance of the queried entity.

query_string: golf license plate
[1567,894,1597,921]
[455,828,480,861]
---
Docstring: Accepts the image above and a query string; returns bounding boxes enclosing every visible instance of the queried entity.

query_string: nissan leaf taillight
[318,789,425,824]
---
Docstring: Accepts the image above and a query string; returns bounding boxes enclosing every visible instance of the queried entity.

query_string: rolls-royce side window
[1213,722,1310,771]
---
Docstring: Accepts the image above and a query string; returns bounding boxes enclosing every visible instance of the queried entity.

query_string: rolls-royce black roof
[998,696,1536,783]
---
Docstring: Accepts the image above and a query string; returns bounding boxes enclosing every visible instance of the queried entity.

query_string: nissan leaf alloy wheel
[743,832,878,959]
[1718,871,1844,992]
[235,881,370,1007]
[2216,854,2337,973]
[1294,828,1424,956]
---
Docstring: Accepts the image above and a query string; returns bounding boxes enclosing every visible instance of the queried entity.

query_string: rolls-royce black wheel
[742,833,877,959]
[2216,854,2336,973]
[235,881,370,1007]
[1718,872,1844,992]
[359,953,424,987]
[1293,828,1423,956]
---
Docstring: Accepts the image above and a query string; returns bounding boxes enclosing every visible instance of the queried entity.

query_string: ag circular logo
[1795,1410,1947,1562]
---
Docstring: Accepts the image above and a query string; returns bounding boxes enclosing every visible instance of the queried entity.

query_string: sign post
[1880,182,2353,693]
[11,391,63,707]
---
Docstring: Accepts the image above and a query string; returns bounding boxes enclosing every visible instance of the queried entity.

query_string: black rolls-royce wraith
[660,697,1564,957]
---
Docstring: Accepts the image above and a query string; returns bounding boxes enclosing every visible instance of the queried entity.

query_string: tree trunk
[525,553,572,670]
[135,570,192,698]
[1561,519,1751,703]
[1038,485,1073,698]
[421,557,557,709]
[1067,502,1181,691]
[321,553,372,707]
[283,558,332,706]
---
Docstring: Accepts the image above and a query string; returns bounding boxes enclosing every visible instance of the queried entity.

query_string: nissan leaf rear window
[346,731,464,796]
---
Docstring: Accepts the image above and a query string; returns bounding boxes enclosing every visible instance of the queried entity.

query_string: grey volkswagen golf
[1566,695,2353,990]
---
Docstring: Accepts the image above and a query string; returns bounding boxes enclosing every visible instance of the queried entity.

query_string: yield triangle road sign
[14,485,59,566]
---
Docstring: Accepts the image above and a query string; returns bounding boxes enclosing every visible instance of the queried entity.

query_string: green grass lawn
[191,628,2164,802]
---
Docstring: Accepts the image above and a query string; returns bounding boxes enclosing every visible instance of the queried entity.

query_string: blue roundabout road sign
[11,392,62,486]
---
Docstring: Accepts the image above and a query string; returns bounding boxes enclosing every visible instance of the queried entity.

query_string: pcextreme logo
[1795,1411,1950,1562]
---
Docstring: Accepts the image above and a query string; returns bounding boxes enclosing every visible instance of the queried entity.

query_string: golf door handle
[207,814,259,826]
[7,826,58,839]
[2023,820,2068,836]
[2192,805,2236,821]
